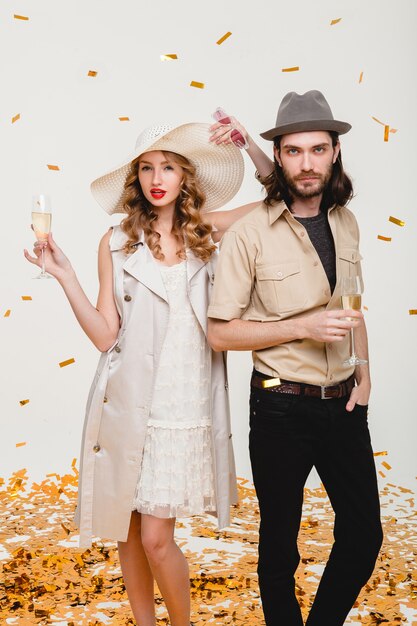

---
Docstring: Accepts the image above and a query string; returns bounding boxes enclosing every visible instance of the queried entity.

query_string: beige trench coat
[74,226,238,548]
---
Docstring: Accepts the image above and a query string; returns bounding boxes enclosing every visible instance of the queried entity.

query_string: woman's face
[137,150,184,210]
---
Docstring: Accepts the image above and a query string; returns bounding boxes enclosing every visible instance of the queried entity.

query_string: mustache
[295,173,322,181]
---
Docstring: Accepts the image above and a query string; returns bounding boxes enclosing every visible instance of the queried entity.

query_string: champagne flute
[340,275,367,366]
[31,194,53,279]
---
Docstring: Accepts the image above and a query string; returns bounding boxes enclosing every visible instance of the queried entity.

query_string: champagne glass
[31,194,53,279]
[340,275,367,366]
[212,107,249,149]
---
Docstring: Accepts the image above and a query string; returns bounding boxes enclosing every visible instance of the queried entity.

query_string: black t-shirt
[294,210,336,293]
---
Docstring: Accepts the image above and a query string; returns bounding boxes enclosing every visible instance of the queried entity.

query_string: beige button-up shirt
[208,201,363,386]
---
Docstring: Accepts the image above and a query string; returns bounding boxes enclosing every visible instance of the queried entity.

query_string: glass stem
[350,328,356,358]
[41,247,46,276]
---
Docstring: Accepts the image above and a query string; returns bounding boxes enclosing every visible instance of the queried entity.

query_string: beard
[282,163,333,199]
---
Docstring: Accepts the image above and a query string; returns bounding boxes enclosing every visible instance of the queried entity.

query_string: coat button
[103,396,108,403]
[93,444,101,453]
[114,345,121,353]
[228,434,233,439]
[224,382,229,390]
[124,294,132,302]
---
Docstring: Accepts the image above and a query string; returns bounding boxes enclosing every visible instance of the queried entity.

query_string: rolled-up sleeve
[208,229,255,321]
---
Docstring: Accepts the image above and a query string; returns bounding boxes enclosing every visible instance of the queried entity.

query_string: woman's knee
[141,519,175,565]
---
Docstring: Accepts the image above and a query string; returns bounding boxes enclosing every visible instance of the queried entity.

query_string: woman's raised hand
[24,232,73,282]
[209,115,250,147]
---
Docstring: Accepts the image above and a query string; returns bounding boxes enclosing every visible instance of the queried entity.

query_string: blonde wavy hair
[120,151,216,262]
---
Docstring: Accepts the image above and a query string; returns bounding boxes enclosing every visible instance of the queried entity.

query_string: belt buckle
[320,385,332,400]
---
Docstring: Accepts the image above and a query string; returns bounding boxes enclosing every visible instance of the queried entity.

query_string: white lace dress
[132,260,216,518]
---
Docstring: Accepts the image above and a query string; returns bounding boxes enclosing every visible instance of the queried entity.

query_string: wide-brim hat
[91,122,244,214]
[260,90,351,140]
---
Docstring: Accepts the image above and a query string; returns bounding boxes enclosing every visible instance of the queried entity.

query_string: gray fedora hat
[260,90,351,140]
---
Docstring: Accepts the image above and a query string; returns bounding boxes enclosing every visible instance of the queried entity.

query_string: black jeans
[249,378,383,626]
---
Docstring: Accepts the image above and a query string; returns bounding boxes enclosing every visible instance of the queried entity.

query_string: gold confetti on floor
[359,71,364,84]
[216,32,232,45]
[14,14,29,21]
[47,164,60,171]
[88,70,98,77]
[160,54,178,61]
[282,66,300,72]
[21,296,32,301]
[59,358,75,368]
[19,400,30,407]
[330,18,342,25]
[389,216,405,227]
[190,81,205,89]
[377,235,392,242]
[4,309,11,317]
[0,470,416,625]
[118,117,130,122]
[12,113,21,124]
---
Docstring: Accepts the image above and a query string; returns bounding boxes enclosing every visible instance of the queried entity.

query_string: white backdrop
[1,0,416,500]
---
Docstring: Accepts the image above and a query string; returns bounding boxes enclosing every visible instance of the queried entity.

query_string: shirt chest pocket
[338,247,362,278]
[256,261,306,315]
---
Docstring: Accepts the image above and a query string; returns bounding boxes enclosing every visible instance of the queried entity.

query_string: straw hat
[91,122,244,214]
[260,90,351,140]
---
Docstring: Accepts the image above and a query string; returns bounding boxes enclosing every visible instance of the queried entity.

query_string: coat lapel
[122,238,168,302]
[187,250,209,335]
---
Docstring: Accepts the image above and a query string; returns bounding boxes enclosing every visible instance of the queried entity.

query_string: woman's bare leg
[118,511,156,626]
[141,514,190,626]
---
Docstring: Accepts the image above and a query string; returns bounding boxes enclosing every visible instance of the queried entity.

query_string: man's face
[274,131,340,199]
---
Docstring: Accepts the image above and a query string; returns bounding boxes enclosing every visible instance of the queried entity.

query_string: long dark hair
[262,131,353,210]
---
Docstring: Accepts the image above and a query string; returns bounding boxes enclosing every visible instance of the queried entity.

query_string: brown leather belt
[251,371,355,400]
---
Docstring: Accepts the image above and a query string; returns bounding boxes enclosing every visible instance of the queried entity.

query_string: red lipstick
[150,188,166,199]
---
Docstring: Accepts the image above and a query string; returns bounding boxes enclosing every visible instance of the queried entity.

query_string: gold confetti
[363,305,369,311]
[389,216,405,227]
[190,81,205,89]
[216,32,232,45]
[384,125,390,142]
[21,296,32,301]
[47,164,60,171]
[282,66,300,72]
[330,18,342,25]
[4,309,11,317]
[15,442,27,448]
[160,54,178,61]
[359,71,364,84]
[374,451,388,457]
[19,400,30,407]
[59,358,75,368]
[372,116,384,126]
[11,113,20,124]
[382,461,392,470]
[88,70,98,77]
[118,116,130,121]
[390,128,398,134]
[409,309,417,315]
[379,471,386,478]
[14,14,29,20]
[377,235,392,242]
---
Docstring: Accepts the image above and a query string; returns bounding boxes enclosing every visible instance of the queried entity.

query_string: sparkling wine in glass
[340,275,367,366]
[31,194,53,279]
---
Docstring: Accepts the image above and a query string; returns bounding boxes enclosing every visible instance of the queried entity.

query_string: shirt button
[329,375,334,381]
[114,345,121,353]
[93,444,101,453]
[277,271,283,278]
[124,294,132,302]
[313,261,319,267]
[300,232,305,237]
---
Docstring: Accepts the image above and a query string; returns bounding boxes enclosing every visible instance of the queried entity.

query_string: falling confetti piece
[47,164,60,171]
[15,442,27,448]
[160,54,178,61]
[379,471,386,478]
[390,128,398,134]
[21,296,32,301]
[363,305,369,311]
[374,451,388,457]
[19,400,30,406]
[118,116,129,121]
[382,461,392,470]
[88,70,97,77]
[377,235,391,242]
[389,216,405,227]
[14,14,29,20]
[372,116,384,126]
[59,358,75,368]
[384,125,390,142]
[282,66,300,72]
[359,71,364,84]
[4,310,11,317]
[409,309,417,315]
[190,81,205,89]
[330,18,342,25]
[216,32,232,45]
[11,113,21,124]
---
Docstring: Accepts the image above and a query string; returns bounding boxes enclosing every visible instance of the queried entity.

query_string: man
[207,90,383,626]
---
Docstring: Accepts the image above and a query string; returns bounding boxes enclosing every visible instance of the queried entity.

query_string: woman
[24,122,257,626]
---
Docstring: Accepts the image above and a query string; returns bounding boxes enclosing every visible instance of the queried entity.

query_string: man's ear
[273,145,282,167]
[333,141,341,163]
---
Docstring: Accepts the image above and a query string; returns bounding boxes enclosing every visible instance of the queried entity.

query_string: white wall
[1,0,416,497]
